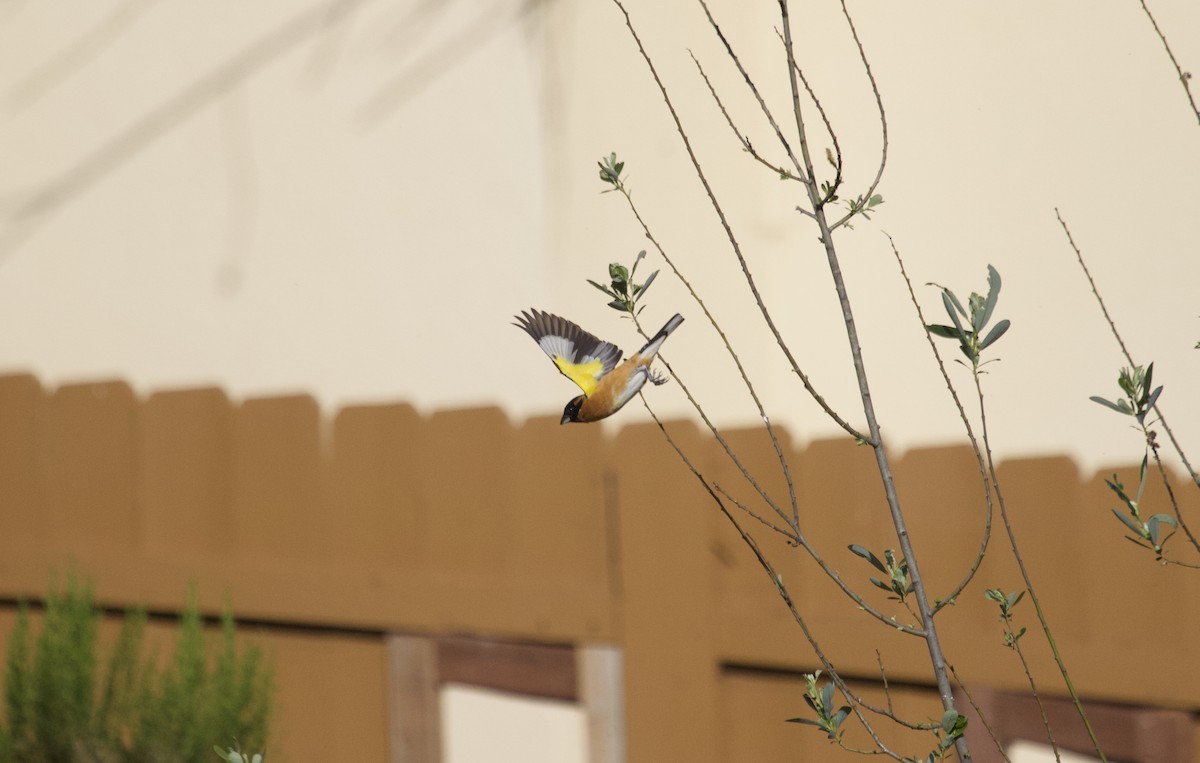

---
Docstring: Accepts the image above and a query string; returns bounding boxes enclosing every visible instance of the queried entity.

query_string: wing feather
[514,309,623,396]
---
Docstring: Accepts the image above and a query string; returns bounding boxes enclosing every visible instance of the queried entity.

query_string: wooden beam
[386,634,442,763]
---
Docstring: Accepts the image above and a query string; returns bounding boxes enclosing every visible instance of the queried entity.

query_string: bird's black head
[561,396,585,425]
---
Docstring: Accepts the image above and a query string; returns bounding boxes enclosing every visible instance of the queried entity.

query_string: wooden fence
[0,372,1197,761]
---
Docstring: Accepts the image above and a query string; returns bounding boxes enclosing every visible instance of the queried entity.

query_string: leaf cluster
[1105,455,1177,560]
[786,671,851,740]
[597,152,626,193]
[849,544,915,602]
[907,710,968,763]
[984,588,1028,648]
[839,193,884,229]
[1090,363,1162,426]
[587,249,660,315]
[926,265,1011,370]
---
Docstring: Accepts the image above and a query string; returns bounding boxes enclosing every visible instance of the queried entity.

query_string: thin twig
[774,30,844,205]
[827,0,889,231]
[689,52,807,187]
[667,0,867,442]
[889,235,994,613]
[836,652,939,732]
[610,0,869,447]
[696,0,811,187]
[623,194,800,533]
[713,482,799,541]
[641,401,905,760]
[1136,0,1200,127]
[948,664,1013,763]
[974,372,1109,762]
[1003,611,1063,762]
[1056,208,1199,490]
[1146,437,1200,558]
[633,350,919,633]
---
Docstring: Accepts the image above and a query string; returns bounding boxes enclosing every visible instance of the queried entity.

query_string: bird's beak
[560,414,571,425]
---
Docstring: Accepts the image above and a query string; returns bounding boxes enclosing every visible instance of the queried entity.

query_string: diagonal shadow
[357,0,547,127]
[4,0,162,113]
[0,0,379,266]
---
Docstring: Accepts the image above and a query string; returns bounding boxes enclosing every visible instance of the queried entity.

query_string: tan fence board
[0,374,47,556]
[141,387,235,562]
[43,381,139,556]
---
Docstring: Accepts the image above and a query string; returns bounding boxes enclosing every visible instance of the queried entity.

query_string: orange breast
[576,359,638,422]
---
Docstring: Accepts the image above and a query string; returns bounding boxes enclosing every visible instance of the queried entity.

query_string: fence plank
[41,381,138,557]
[329,402,426,573]
[0,374,47,557]
[232,394,326,564]
[140,387,234,561]
[614,420,720,763]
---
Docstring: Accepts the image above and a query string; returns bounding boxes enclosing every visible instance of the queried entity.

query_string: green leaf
[940,710,960,733]
[943,288,969,320]
[927,324,960,339]
[980,265,1001,329]
[869,577,892,592]
[979,319,1010,350]
[1090,396,1130,415]
[630,249,646,279]
[786,717,824,727]
[942,291,969,339]
[1136,454,1149,506]
[1144,385,1163,414]
[1112,508,1144,535]
[848,544,889,574]
[587,279,617,298]
[832,707,850,727]
[638,269,659,297]
[1105,476,1135,510]
[820,682,835,712]
[1148,517,1163,544]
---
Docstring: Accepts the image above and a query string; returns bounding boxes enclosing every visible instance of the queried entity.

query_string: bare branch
[610,0,869,443]
[827,0,889,231]
[689,52,805,184]
[888,235,994,613]
[696,0,811,187]
[1056,208,1200,493]
[1137,0,1200,127]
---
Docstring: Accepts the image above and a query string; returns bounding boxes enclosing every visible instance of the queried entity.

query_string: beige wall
[0,1,1197,476]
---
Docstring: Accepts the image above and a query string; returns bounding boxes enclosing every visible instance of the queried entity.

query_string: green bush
[1,572,272,763]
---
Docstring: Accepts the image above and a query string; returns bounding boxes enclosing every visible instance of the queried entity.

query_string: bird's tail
[635,313,684,360]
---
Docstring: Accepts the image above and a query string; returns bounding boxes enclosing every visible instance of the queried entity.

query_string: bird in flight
[514,309,684,424]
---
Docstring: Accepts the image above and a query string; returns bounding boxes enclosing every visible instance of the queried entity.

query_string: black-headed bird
[514,309,684,424]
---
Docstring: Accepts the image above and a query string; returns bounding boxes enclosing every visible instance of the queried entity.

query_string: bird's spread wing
[514,309,622,396]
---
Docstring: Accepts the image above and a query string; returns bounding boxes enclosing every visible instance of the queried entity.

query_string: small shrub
[0,572,272,763]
